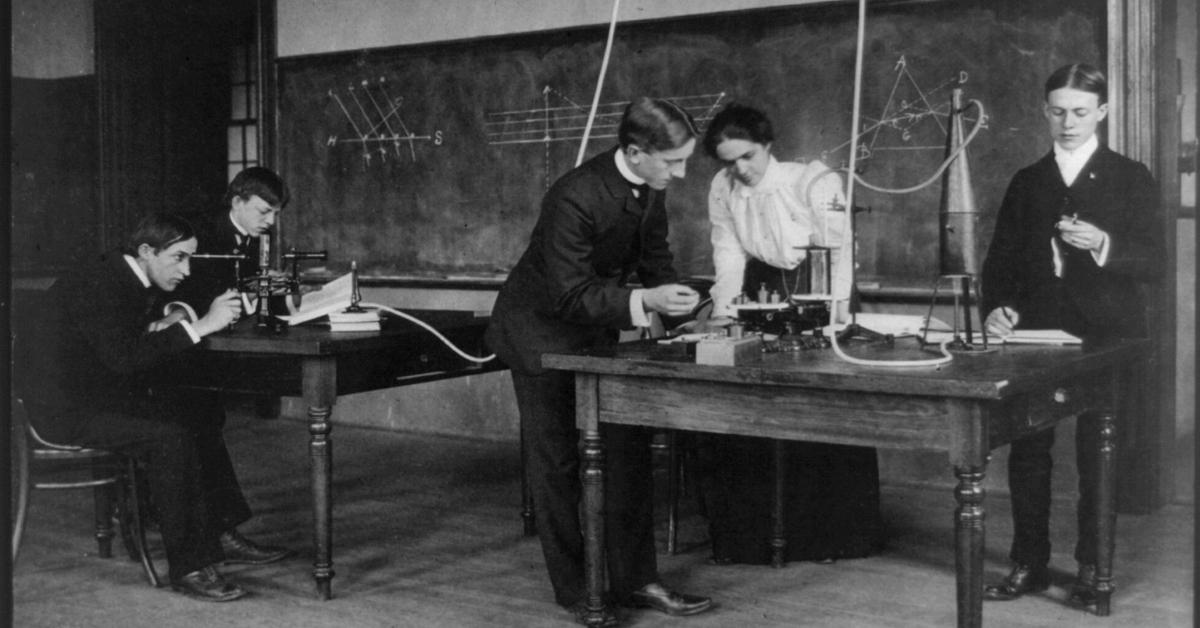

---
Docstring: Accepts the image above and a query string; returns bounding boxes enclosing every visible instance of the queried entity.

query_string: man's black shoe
[220,529,293,565]
[1068,563,1100,607]
[984,563,1051,601]
[566,601,619,627]
[170,565,248,602]
[626,583,713,616]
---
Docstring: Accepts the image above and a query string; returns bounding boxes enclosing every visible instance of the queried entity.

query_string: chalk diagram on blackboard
[820,56,986,168]
[326,77,444,167]
[485,86,726,188]
[485,86,726,145]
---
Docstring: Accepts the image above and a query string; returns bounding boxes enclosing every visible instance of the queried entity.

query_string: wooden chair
[11,398,160,587]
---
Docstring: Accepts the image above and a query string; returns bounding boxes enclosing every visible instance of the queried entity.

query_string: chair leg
[121,458,160,587]
[92,463,117,558]
[11,422,31,563]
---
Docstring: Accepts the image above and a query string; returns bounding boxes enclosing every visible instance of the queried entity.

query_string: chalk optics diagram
[327,77,443,167]
[819,56,986,169]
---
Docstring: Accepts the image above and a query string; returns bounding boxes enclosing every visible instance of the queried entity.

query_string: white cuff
[178,320,201,344]
[163,301,199,323]
[1092,231,1111,267]
[629,289,650,328]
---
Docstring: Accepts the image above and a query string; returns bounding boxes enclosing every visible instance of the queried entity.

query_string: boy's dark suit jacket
[486,147,678,373]
[22,253,196,432]
[982,145,1162,339]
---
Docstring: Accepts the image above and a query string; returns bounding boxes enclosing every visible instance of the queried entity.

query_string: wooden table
[543,338,1147,628]
[195,310,501,599]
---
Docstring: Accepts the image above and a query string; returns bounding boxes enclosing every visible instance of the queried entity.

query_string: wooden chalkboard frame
[274,0,1105,288]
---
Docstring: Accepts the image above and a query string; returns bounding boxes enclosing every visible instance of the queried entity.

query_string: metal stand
[922,274,989,351]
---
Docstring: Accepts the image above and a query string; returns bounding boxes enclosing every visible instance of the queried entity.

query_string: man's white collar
[1053,134,1099,161]
[615,149,646,186]
[229,211,250,238]
[123,254,152,288]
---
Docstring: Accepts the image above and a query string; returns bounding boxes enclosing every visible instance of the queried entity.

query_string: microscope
[192,235,328,332]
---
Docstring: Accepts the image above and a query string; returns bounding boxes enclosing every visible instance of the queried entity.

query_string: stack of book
[327,309,382,332]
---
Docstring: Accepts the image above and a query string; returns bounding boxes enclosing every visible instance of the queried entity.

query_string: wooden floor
[13,406,1193,627]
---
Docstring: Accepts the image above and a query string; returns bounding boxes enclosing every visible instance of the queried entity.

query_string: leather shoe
[170,565,248,602]
[627,582,713,616]
[566,601,619,627]
[220,529,293,565]
[984,563,1050,601]
[1068,563,1099,607]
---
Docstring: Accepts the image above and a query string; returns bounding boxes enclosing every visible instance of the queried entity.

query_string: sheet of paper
[275,273,353,325]
[1000,329,1082,345]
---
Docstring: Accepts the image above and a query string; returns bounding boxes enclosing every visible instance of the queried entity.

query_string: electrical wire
[575,0,622,167]
[360,303,496,364]
[826,0,952,369]
[804,100,988,201]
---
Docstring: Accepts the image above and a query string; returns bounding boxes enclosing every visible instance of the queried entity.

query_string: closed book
[328,321,381,332]
[328,309,382,324]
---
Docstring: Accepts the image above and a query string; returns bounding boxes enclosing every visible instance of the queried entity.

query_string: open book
[275,273,355,326]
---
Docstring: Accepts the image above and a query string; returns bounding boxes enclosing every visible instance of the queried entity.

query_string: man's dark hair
[702,103,775,159]
[223,166,289,208]
[618,97,699,152]
[1044,63,1107,105]
[122,212,196,256]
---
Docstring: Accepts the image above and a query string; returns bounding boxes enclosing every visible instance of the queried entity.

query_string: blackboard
[275,0,1104,287]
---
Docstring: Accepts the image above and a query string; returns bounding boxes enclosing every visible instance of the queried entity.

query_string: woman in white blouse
[698,104,883,565]
[705,104,852,320]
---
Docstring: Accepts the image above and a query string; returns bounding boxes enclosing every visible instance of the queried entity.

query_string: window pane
[229,164,243,183]
[231,85,248,120]
[228,127,244,161]
[245,125,259,161]
[248,87,258,121]
[231,45,247,82]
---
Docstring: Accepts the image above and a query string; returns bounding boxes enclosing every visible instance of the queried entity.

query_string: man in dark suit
[22,213,290,601]
[173,166,289,317]
[486,98,711,626]
[981,64,1162,609]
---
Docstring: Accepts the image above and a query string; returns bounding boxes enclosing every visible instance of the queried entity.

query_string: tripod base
[922,274,991,352]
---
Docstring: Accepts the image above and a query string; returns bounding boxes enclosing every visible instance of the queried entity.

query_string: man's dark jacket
[982,145,1162,339]
[486,147,678,373]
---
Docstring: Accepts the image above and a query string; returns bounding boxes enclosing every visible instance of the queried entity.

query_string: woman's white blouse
[708,156,851,317]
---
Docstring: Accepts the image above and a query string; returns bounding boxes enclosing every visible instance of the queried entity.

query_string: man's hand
[984,306,1019,337]
[674,316,733,335]
[642,284,700,317]
[1056,218,1108,253]
[193,289,242,337]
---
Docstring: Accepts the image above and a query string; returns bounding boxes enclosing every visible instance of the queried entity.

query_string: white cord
[360,302,496,364]
[804,99,987,201]
[828,320,954,367]
[575,0,622,167]
[827,0,951,369]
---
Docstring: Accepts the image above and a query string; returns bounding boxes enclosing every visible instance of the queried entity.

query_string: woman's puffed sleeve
[708,173,748,317]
